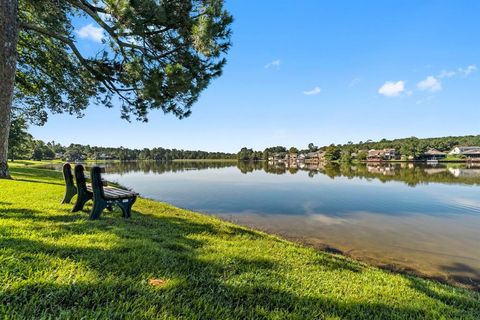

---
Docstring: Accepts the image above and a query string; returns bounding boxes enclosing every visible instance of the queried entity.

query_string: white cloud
[303,86,321,95]
[438,70,456,79]
[76,23,104,43]
[458,65,477,76]
[437,65,476,79]
[417,76,442,92]
[265,59,281,69]
[378,81,405,97]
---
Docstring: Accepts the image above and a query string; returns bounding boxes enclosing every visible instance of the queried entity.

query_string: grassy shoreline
[1,162,479,319]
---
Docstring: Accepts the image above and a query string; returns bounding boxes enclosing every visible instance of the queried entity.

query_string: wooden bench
[71,164,138,219]
[71,164,94,213]
[61,163,77,204]
[62,162,95,206]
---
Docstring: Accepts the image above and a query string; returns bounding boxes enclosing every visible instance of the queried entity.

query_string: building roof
[423,148,446,156]
[465,150,480,155]
[368,149,385,156]
[306,151,324,158]
[456,146,480,152]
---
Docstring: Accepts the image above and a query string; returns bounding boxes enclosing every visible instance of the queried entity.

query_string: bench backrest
[62,163,75,189]
[91,166,106,199]
[74,164,89,194]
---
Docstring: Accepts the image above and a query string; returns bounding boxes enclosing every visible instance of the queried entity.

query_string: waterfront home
[449,146,480,158]
[422,148,447,160]
[287,153,298,163]
[305,151,325,164]
[271,153,287,162]
[367,150,382,161]
[367,148,397,161]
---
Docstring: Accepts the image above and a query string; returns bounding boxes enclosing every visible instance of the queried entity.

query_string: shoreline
[216,216,480,292]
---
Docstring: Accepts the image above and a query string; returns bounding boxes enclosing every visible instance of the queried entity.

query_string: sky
[30,0,480,152]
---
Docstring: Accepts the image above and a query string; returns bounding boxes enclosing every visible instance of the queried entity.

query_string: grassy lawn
[0,163,479,319]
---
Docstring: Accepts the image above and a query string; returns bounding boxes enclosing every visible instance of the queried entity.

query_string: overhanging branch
[19,21,137,105]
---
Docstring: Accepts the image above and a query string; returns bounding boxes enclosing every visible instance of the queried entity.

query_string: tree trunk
[0,0,18,179]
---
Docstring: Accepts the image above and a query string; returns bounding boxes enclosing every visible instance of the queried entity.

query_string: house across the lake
[287,153,298,163]
[449,146,480,159]
[304,151,325,164]
[268,153,287,163]
[422,148,447,160]
[367,148,397,161]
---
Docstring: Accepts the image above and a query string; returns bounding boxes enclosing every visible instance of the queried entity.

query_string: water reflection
[78,160,480,187]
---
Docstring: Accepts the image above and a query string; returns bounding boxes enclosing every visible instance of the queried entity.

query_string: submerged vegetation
[0,162,479,318]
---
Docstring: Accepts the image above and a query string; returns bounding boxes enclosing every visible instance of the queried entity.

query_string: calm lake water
[48,161,480,289]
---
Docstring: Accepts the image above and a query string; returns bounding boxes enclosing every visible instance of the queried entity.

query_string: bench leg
[61,185,77,204]
[90,199,107,220]
[117,196,136,218]
[72,192,91,212]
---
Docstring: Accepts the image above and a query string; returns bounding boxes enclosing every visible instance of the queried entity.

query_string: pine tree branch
[66,0,167,60]
[19,21,137,105]
[79,0,107,13]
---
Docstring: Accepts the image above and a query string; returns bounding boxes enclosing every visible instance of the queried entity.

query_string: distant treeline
[8,135,234,164]
[237,135,480,161]
[9,117,237,161]
[8,116,480,162]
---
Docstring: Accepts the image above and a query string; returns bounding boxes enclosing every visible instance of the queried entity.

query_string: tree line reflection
[87,160,480,187]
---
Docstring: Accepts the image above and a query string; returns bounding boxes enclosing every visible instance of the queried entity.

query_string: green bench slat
[103,187,138,199]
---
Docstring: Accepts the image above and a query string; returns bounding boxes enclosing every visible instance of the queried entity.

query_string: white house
[449,146,480,158]
[449,146,480,154]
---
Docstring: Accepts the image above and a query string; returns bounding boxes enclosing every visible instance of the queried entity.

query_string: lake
[47,161,480,289]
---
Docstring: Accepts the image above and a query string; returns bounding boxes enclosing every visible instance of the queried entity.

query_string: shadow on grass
[0,276,438,319]
[1,206,479,318]
[12,178,64,186]
[0,208,44,218]
[0,237,435,319]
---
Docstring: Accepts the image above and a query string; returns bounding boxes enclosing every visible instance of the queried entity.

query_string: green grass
[7,159,63,166]
[0,163,479,319]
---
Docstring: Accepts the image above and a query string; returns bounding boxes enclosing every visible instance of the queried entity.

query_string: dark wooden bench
[71,164,94,213]
[71,164,138,219]
[61,163,77,204]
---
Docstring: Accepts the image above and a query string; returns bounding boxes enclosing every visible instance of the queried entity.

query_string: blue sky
[30,0,480,152]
